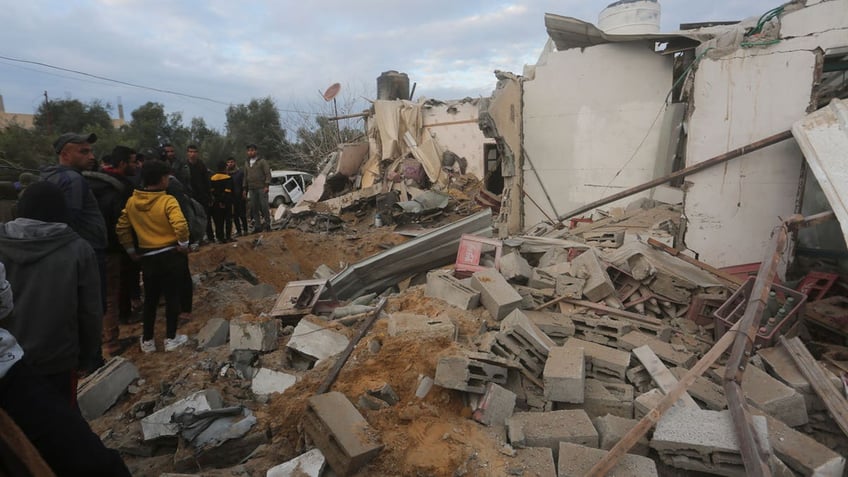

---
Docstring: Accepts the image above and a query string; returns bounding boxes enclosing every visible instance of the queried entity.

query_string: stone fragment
[571,248,615,301]
[557,442,658,477]
[712,365,807,427]
[472,383,516,426]
[593,414,649,456]
[229,315,278,352]
[266,448,326,477]
[251,368,297,396]
[195,317,229,350]
[507,447,556,477]
[387,312,455,339]
[499,252,533,284]
[287,319,349,363]
[507,409,598,458]
[470,269,522,320]
[524,310,576,344]
[77,356,139,420]
[141,389,224,441]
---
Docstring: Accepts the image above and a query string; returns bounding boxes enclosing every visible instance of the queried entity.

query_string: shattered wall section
[422,99,489,180]
[480,72,524,236]
[522,42,673,228]
[683,0,848,267]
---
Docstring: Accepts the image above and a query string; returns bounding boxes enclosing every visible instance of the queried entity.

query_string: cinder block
[528,268,556,290]
[230,314,278,352]
[570,249,615,302]
[507,409,598,458]
[425,271,480,310]
[489,310,555,378]
[303,392,383,476]
[524,310,575,344]
[472,383,516,426]
[625,365,652,393]
[470,269,522,320]
[499,252,532,284]
[758,346,841,412]
[195,317,229,350]
[251,368,297,396]
[712,365,807,427]
[387,312,455,339]
[77,356,139,420]
[618,331,695,368]
[593,414,649,456]
[543,346,584,403]
[508,447,556,477]
[266,448,326,477]
[652,408,769,477]
[562,337,630,382]
[287,319,349,363]
[557,442,657,477]
[584,379,634,419]
[754,409,845,476]
[669,367,727,410]
[569,314,632,346]
[634,388,663,419]
[582,230,625,249]
[555,275,585,299]
[434,355,508,394]
[141,389,224,441]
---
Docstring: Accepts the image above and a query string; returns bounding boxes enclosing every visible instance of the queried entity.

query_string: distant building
[0,94,126,130]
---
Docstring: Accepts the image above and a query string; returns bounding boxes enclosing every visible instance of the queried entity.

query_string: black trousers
[211,204,232,241]
[232,198,247,235]
[0,361,131,476]
[140,250,188,340]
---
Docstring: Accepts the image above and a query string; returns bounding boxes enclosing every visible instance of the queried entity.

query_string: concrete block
[434,355,508,394]
[287,319,349,363]
[251,368,297,396]
[555,275,585,299]
[593,414,649,456]
[472,383,516,426]
[387,312,455,340]
[582,231,625,249]
[712,365,807,427]
[669,367,727,410]
[625,365,652,393]
[499,251,532,284]
[758,346,841,412]
[652,408,769,477]
[618,331,695,368]
[507,447,556,477]
[754,409,845,477]
[570,248,615,302]
[77,356,139,420]
[425,271,480,310]
[634,388,663,419]
[470,269,522,320]
[489,310,555,378]
[562,337,630,382]
[266,448,326,477]
[229,315,278,352]
[523,310,575,344]
[582,379,634,419]
[527,268,556,290]
[537,247,571,268]
[303,392,383,476]
[568,314,633,346]
[141,389,224,441]
[507,409,598,458]
[543,346,584,403]
[195,317,229,350]
[557,442,657,477]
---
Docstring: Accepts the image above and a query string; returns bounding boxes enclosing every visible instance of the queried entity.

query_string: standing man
[161,143,192,197]
[186,144,213,243]
[243,143,271,233]
[210,161,234,243]
[226,157,247,237]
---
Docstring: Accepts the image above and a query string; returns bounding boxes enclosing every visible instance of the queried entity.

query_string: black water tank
[376,71,410,100]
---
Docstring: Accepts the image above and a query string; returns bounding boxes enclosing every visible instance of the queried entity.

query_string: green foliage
[33,98,114,135]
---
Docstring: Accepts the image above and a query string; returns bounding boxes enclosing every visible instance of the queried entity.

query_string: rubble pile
[80,203,848,477]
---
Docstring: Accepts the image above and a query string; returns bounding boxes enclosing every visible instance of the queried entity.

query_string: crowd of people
[0,132,274,475]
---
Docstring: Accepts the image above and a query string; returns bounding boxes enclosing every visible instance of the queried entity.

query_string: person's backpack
[184,197,207,244]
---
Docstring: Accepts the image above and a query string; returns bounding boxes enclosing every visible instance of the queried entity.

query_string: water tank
[376,71,410,101]
[598,0,661,35]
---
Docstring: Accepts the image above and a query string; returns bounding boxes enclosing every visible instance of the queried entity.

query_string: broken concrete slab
[557,442,658,477]
[77,356,139,420]
[631,345,698,408]
[593,414,649,456]
[266,448,326,477]
[507,447,556,477]
[499,251,532,284]
[387,312,455,340]
[303,391,383,476]
[523,310,575,344]
[543,346,584,403]
[712,364,808,427]
[434,355,508,394]
[424,270,481,310]
[562,337,630,382]
[758,345,841,412]
[251,368,297,396]
[287,319,349,363]
[754,409,845,477]
[507,409,598,458]
[571,248,616,302]
[555,275,586,299]
[527,268,557,290]
[470,268,522,320]
[472,383,516,426]
[229,315,278,352]
[669,367,727,411]
[618,331,696,368]
[651,408,770,477]
[141,389,224,441]
[561,379,634,419]
[195,317,229,350]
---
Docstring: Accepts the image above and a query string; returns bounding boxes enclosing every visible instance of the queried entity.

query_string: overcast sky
[0,1,779,133]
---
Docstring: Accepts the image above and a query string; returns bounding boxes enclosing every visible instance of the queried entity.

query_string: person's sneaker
[140,338,156,354]
[164,334,188,352]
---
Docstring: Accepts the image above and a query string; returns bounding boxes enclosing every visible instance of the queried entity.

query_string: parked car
[268,170,313,208]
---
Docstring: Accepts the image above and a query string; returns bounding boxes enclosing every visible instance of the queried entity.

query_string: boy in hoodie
[116,160,190,353]
[0,181,101,404]
[0,261,131,476]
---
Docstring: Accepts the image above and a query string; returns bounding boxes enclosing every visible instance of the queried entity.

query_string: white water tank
[598,0,661,35]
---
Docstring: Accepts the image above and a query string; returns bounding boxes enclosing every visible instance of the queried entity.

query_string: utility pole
[43,91,52,136]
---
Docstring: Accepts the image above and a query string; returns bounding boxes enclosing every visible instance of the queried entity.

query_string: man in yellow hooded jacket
[116,160,190,353]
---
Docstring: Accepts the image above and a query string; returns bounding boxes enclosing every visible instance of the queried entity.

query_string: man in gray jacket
[0,181,101,404]
[243,143,272,233]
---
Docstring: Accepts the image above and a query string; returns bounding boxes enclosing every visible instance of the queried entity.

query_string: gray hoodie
[0,219,101,374]
[0,261,22,379]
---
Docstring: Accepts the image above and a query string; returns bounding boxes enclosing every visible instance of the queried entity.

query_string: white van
[268,170,313,207]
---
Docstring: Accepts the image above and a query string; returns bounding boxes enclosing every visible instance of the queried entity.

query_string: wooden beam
[780,336,848,438]
[632,345,699,408]
[557,298,664,326]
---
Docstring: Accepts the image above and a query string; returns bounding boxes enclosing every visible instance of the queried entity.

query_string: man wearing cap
[243,143,271,233]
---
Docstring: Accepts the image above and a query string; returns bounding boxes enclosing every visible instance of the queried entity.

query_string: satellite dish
[322,83,341,102]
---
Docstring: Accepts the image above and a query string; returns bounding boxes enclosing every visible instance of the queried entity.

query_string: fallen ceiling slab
[544,13,705,53]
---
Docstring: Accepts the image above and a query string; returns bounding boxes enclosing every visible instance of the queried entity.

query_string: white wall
[683,1,848,267]
[522,42,673,227]
[421,101,488,180]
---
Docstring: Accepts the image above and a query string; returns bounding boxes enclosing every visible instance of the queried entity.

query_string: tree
[126,102,190,153]
[0,125,52,178]
[225,97,292,167]
[33,98,113,136]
